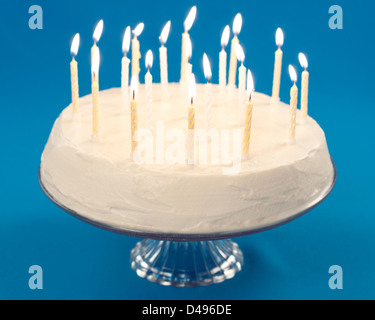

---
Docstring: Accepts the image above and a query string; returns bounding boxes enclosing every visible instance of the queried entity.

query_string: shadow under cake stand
[38,159,336,287]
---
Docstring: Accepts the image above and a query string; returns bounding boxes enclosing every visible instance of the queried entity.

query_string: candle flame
[276,28,284,47]
[133,23,144,37]
[145,50,154,69]
[91,47,100,76]
[203,53,212,81]
[298,52,308,69]
[233,13,243,35]
[235,43,245,63]
[289,65,297,83]
[189,74,196,103]
[246,69,254,98]
[185,37,192,60]
[122,26,131,53]
[70,33,80,56]
[160,21,171,44]
[130,75,138,98]
[93,20,104,42]
[221,25,230,47]
[184,6,197,32]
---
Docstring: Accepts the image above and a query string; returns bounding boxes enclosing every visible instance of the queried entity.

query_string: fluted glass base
[130,239,244,287]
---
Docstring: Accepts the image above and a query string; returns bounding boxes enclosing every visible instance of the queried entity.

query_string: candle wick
[133,90,135,100]
[191,97,193,105]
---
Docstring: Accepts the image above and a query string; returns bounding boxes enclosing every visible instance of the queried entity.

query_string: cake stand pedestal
[38,159,336,287]
[130,239,243,287]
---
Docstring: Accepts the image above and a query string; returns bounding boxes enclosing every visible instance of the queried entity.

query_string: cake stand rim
[38,158,337,242]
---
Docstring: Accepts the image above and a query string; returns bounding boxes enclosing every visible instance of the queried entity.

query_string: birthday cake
[40,83,334,234]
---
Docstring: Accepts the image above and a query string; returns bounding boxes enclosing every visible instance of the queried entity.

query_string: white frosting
[40,84,334,235]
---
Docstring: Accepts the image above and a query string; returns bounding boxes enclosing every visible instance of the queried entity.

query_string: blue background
[0,0,374,300]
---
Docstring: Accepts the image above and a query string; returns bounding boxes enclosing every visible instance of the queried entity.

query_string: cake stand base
[130,239,244,287]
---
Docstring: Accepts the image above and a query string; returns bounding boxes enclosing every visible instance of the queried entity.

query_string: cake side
[40,84,334,234]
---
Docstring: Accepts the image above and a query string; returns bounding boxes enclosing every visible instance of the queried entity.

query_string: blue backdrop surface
[0,0,374,300]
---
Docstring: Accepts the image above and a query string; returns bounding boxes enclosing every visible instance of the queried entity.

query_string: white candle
[183,37,193,95]
[228,13,242,87]
[288,65,298,143]
[130,76,138,158]
[298,53,309,122]
[219,25,230,89]
[121,26,131,94]
[145,50,153,128]
[236,43,247,124]
[70,33,80,114]
[159,21,171,95]
[187,74,196,166]
[180,6,197,82]
[132,23,144,84]
[203,53,212,131]
[272,28,284,101]
[242,70,254,160]
[91,48,100,140]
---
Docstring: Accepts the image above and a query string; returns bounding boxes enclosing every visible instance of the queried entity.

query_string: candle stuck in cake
[180,6,197,82]
[121,26,131,94]
[91,47,100,140]
[187,74,196,166]
[203,53,212,132]
[242,70,254,160]
[272,28,284,101]
[228,13,242,87]
[159,21,171,95]
[145,50,154,128]
[70,33,80,114]
[298,52,309,122]
[288,65,298,143]
[219,25,230,89]
[131,23,144,84]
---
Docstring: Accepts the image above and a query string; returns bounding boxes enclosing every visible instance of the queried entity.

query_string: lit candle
[272,28,284,101]
[130,75,139,157]
[70,33,80,114]
[242,70,254,160]
[159,21,171,95]
[203,53,212,131]
[219,25,230,89]
[180,6,197,82]
[288,65,298,143]
[187,74,196,166]
[131,23,144,84]
[91,48,100,140]
[236,43,247,123]
[228,13,242,87]
[145,50,153,128]
[121,26,131,94]
[298,53,309,122]
[184,37,193,91]
[91,20,103,63]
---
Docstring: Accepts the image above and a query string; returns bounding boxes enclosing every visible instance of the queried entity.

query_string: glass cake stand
[38,159,336,287]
